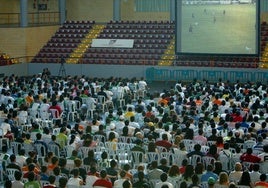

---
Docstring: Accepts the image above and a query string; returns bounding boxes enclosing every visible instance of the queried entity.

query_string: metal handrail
[0,12,60,26]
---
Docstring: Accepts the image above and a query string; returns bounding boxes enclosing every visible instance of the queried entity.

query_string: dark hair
[195,162,204,174]
[238,171,251,186]
[27,171,35,181]
[263,144,268,152]
[161,185,169,188]
[260,173,267,181]
[208,144,218,155]
[160,157,167,165]
[101,151,108,159]
[180,181,188,188]
[160,172,168,182]
[137,171,145,180]
[183,165,194,181]
[246,148,253,154]
[252,163,260,171]
[58,157,67,167]
[59,177,68,188]
[100,170,107,178]
[122,179,132,188]
[194,144,201,151]
[48,175,56,184]
[110,159,117,168]
[72,168,80,177]
[53,166,61,176]
[28,163,35,171]
[18,148,25,156]
[2,145,8,153]
[14,171,22,181]
[191,173,199,184]
[51,156,59,165]
[9,154,16,162]
[4,180,12,188]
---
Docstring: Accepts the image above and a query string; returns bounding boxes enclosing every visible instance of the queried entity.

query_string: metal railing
[0,12,60,26]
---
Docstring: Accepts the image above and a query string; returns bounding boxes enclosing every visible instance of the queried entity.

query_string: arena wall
[1,63,266,84]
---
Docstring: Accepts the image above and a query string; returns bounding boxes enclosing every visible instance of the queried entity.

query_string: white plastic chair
[147,152,159,163]
[116,149,131,165]
[104,142,117,160]
[40,180,50,187]
[18,111,28,125]
[189,154,202,167]
[130,151,146,168]
[93,134,106,143]
[10,141,23,155]
[118,136,129,143]
[86,100,96,119]
[243,140,256,150]
[5,168,20,181]
[34,143,47,157]
[117,142,128,150]
[23,143,34,157]
[49,144,61,157]
[156,146,168,153]
[201,146,210,153]
[159,152,174,166]
[49,109,63,126]
[67,100,79,121]
[242,161,255,171]
[64,145,75,158]
[202,156,216,169]
[97,95,108,112]
[183,139,195,152]
[200,182,209,188]
[79,146,92,158]
[206,141,216,146]
[0,128,9,149]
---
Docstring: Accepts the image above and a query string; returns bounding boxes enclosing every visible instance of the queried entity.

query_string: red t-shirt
[155,140,173,151]
[240,153,261,163]
[48,105,62,117]
[92,179,113,188]
[255,181,268,187]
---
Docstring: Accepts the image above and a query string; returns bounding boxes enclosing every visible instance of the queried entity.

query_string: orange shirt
[158,98,168,106]
[47,163,57,171]
[195,99,203,106]
[213,99,222,106]
[126,172,133,181]
[22,166,40,174]
[25,95,34,105]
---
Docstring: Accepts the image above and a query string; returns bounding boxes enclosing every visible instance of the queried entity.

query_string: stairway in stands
[66,24,105,64]
[158,38,175,66]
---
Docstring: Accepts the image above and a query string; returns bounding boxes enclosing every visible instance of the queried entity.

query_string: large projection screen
[175,0,259,55]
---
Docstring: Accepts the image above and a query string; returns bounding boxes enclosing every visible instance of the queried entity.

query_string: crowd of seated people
[0,73,268,188]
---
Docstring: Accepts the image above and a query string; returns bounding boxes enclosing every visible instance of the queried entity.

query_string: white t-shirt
[67,177,82,186]
[85,175,99,187]
[138,80,147,91]
[155,181,174,188]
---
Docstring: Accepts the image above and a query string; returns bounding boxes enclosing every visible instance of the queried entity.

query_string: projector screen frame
[175,0,260,58]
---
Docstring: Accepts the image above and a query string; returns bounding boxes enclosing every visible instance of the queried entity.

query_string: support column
[59,0,66,25]
[20,0,28,27]
[113,0,121,21]
[170,0,175,21]
[175,0,182,53]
